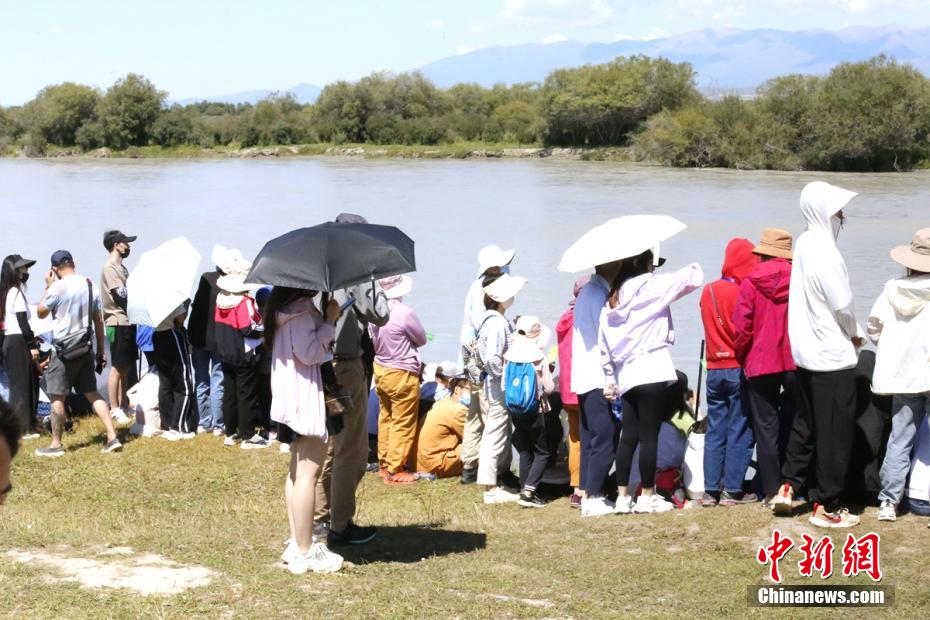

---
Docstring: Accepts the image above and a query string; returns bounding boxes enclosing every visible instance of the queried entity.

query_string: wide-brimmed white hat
[891,228,930,273]
[504,335,545,364]
[212,245,248,275]
[379,274,412,299]
[477,245,515,277]
[483,273,527,304]
[514,315,551,349]
[424,360,462,383]
[217,273,261,295]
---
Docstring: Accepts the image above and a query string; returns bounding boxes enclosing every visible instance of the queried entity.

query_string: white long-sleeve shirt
[868,274,930,395]
[571,275,610,395]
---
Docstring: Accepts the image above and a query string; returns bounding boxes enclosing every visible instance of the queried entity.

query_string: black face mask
[19,272,29,284]
[120,248,131,259]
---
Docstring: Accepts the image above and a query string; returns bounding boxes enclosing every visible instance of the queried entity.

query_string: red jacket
[555,307,577,405]
[699,238,757,370]
[732,258,796,378]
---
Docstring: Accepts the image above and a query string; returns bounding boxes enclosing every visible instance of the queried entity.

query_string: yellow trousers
[374,363,421,474]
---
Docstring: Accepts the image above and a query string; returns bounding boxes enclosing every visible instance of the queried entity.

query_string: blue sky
[2,0,928,105]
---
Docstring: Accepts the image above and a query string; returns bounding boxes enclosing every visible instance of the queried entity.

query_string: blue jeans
[703,368,754,493]
[879,392,930,505]
[193,348,224,430]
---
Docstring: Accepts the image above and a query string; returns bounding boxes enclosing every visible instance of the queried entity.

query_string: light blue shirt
[571,274,610,395]
[43,274,101,343]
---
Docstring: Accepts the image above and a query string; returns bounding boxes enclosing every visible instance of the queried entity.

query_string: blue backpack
[504,361,539,417]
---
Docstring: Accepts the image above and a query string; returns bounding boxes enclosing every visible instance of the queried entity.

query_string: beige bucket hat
[891,228,930,273]
[753,228,793,260]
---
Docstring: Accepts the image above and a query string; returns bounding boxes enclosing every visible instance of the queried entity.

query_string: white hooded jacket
[788,181,864,371]
[868,274,930,394]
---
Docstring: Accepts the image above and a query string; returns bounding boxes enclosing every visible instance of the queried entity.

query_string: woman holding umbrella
[266,286,344,574]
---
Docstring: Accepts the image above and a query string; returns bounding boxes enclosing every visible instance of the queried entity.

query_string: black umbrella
[246,222,416,292]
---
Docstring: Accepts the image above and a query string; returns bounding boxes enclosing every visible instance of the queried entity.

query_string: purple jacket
[370,299,428,374]
[733,258,796,378]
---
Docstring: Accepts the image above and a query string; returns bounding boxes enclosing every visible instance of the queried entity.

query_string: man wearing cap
[315,213,389,547]
[458,245,515,485]
[101,230,138,425]
[733,228,802,508]
[413,366,469,478]
[35,250,122,456]
[869,228,930,523]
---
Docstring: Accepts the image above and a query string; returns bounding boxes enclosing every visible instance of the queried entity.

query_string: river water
[1,157,926,394]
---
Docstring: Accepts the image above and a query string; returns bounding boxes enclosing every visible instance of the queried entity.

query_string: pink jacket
[555,308,577,405]
[732,258,796,378]
[270,298,335,439]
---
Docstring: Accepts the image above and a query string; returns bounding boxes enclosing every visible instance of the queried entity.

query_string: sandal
[385,470,417,485]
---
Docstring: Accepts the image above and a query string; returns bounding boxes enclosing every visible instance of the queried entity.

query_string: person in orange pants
[413,374,468,478]
[370,275,428,484]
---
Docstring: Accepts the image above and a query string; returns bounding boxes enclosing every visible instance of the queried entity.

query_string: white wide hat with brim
[477,245,515,277]
[379,274,412,300]
[483,273,527,303]
[424,360,461,382]
[504,335,545,364]
[217,273,261,295]
[558,214,686,273]
[514,315,551,350]
[212,245,248,275]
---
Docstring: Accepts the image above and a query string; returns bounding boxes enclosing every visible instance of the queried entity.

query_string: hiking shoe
[614,495,634,515]
[280,539,300,565]
[287,542,343,575]
[484,486,520,504]
[633,494,675,514]
[459,467,478,485]
[329,521,377,545]
[212,427,225,437]
[365,462,379,473]
[581,496,615,517]
[809,504,860,529]
[877,500,897,522]
[497,470,521,492]
[162,430,183,442]
[101,437,123,453]
[720,491,758,506]
[569,493,583,509]
[385,470,417,485]
[771,483,795,516]
[241,434,271,450]
[517,490,547,508]
[223,433,240,446]
[111,408,131,425]
[700,492,719,507]
[35,445,65,458]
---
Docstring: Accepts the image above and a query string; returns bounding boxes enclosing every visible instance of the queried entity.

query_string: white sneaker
[877,500,897,522]
[111,409,131,425]
[483,486,520,504]
[21,432,40,441]
[141,425,163,437]
[196,426,207,435]
[223,433,239,446]
[280,539,299,565]
[287,542,344,575]
[581,496,616,518]
[179,431,196,440]
[614,495,634,515]
[279,443,291,454]
[162,430,183,442]
[240,434,272,450]
[212,428,225,437]
[633,494,675,514]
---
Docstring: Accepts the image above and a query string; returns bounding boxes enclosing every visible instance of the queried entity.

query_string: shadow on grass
[338,525,487,565]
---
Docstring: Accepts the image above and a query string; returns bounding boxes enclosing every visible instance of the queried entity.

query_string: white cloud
[614,27,667,41]
[426,18,445,30]
[500,0,617,28]
[543,33,569,43]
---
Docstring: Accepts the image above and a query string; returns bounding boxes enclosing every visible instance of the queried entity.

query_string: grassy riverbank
[1,142,633,162]
[1,417,927,618]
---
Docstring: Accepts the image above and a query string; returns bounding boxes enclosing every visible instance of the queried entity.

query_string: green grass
[2,417,928,618]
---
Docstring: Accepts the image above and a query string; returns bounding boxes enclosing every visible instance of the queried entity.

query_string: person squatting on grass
[600,249,703,516]
[265,286,345,575]
[870,228,930,523]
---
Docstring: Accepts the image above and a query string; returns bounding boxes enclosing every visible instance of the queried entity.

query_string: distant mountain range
[171,82,321,106]
[172,25,930,104]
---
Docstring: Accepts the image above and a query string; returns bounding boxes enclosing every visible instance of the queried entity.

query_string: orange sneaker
[385,470,417,485]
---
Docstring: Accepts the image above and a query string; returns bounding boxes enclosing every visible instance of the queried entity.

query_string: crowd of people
[1,182,929,573]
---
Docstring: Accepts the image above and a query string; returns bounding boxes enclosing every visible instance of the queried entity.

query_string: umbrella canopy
[558,214,687,273]
[128,238,201,328]
[246,222,416,292]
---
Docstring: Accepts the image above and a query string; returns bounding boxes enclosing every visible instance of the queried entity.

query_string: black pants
[747,371,801,498]
[512,412,550,492]
[616,382,668,489]
[152,328,196,433]
[579,389,619,496]
[222,364,259,439]
[781,367,856,511]
[2,334,38,433]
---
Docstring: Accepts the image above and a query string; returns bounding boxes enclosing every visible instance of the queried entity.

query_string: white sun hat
[483,273,527,304]
[477,245,516,277]
[379,274,413,300]
[514,315,551,350]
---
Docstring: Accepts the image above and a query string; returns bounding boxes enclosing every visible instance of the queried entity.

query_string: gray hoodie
[332,282,389,358]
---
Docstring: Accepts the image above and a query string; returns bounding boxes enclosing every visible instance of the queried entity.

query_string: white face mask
[434,385,450,401]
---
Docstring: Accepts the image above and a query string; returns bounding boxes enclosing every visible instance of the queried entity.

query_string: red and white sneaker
[770,483,794,516]
[809,503,860,529]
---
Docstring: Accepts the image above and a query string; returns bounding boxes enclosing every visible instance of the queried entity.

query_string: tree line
[1,54,928,171]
